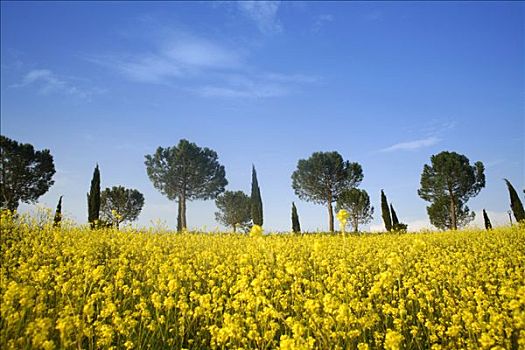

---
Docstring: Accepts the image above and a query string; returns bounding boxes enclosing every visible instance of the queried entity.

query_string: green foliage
[145,139,228,230]
[336,188,373,232]
[418,151,485,230]
[215,190,252,232]
[251,165,263,226]
[390,203,407,232]
[100,186,145,229]
[291,202,301,233]
[87,165,101,229]
[504,179,525,223]
[426,196,474,231]
[291,151,363,232]
[483,209,492,231]
[0,135,55,211]
[381,190,392,232]
[53,196,63,227]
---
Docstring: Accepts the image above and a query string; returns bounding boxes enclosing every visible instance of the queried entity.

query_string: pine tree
[381,190,392,232]
[483,209,492,230]
[251,165,263,226]
[504,179,525,223]
[291,202,301,233]
[87,164,101,229]
[53,196,63,227]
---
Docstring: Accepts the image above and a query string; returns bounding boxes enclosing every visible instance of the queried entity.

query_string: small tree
[381,190,392,232]
[100,186,145,229]
[504,179,525,223]
[87,164,101,229]
[0,135,55,211]
[291,202,301,233]
[53,196,63,227]
[418,151,485,230]
[251,165,263,226]
[336,188,373,232]
[390,203,407,232]
[291,151,363,232]
[145,139,227,231]
[483,209,492,230]
[215,190,252,232]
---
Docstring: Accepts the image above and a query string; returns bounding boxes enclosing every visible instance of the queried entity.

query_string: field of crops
[1,212,524,350]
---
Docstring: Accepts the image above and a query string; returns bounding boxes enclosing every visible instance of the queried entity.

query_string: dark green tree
[291,202,301,233]
[483,209,492,230]
[87,164,101,229]
[291,151,363,232]
[215,190,252,232]
[53,196,63,227]
[381,190,392,232]
[418,151,485,230]
[390,203,407,232]
[251,165,263,226]
[336,188,373,232]
[100,186,145,230]
[0,135,55,211]
[504,179,525,223]
[145,139,227,230]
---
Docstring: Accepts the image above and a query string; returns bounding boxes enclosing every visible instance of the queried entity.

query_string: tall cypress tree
[291,202,301,233]
[87,164,101,229]
[483,209,492,230]
[504,179,525,223]
[251,165,263,226]
[381,190,392,232]
[53,196,63,227]
[390,204,399,227]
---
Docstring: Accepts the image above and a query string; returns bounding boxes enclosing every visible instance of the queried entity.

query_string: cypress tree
[390,204,399,227]
[291,202,301,233]
[504,179,525,223]
[53,196,63,227]
[87,164,101,229]
[483,209,492,230]
[251,165,263,226]
[381,190,392,232]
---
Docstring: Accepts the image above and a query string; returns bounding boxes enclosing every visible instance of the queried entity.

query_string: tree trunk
[354,217,359,233]
[328,200,334,232]
[232,224,236,233]
[181,195,187,230]
[450,195,457,230]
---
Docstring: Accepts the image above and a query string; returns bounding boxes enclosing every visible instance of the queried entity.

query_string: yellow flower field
[1,212,524,350]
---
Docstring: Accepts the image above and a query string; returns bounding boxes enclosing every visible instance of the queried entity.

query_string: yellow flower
[250,225,263,237]
[336,209,349,232]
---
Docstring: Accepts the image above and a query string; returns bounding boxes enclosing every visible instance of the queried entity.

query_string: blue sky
[1,1,523,231]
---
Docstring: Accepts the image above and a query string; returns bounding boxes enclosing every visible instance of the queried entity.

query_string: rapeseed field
[1,211,524,349]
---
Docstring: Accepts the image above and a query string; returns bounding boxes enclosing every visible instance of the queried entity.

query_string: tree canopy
[291,151,363,232]
[251,165,263,226]
[504,179,525,223]
[145,139,227,230]
[336,188,373,232]
[101,186,145,229]
[0,135,55,211]
[418,151,485,230]
[87,164,101,228]
[215,190,252,232]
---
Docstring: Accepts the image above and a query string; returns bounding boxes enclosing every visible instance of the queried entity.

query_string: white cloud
[237,1,282,34]
[313,14,334,32]
[13,69,98,99]
[90,30,316,98]
[381,136,440,152]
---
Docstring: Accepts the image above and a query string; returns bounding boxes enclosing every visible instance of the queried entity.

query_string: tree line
[1,135,524,232]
